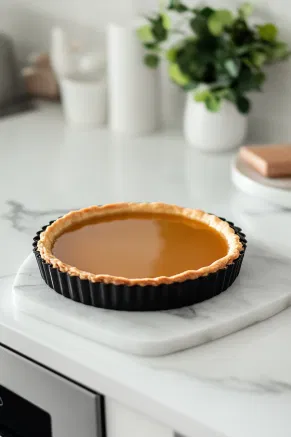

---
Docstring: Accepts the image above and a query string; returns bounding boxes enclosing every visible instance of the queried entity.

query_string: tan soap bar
[240,145,291,178]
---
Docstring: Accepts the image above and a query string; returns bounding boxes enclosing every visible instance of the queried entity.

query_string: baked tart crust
[37,202,243,286]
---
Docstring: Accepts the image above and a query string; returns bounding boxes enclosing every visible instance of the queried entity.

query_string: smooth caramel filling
[52,213,228,279]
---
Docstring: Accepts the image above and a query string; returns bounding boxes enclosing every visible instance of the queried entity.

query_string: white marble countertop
[1,103,291,437]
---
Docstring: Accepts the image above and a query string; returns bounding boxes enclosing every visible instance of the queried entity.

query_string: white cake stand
[231,154,291,208]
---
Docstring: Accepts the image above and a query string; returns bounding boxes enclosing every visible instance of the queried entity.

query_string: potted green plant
[137,1,290,151]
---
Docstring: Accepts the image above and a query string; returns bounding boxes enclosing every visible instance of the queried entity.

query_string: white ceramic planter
[107,23,161,135]
[183,93,248,152]
[60,73,106,127]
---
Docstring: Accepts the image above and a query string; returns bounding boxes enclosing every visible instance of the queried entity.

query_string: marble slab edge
[12,253,291,357]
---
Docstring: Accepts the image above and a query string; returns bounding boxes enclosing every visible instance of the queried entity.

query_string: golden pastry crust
[37,202,243,286]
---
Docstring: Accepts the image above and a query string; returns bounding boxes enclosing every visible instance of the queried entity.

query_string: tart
[33,202,247,311]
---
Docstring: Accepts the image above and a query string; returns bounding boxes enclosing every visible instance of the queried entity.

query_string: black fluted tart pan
[32,218,247,311]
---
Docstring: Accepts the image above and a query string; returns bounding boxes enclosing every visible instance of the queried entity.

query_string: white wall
[1,0,291,142]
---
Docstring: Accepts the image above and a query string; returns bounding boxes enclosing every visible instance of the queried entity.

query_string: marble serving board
[13,249,291,357]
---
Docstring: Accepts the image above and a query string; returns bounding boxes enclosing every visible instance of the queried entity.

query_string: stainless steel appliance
[0,345,105,437]
[0,33,33,117]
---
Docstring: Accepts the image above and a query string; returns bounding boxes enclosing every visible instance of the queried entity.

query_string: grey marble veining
[151,366,291,394]
[165,307,197,319]
[243,206,291,216]
[2,200,71,233]
[198,375,291,394]
[0,273,16,280]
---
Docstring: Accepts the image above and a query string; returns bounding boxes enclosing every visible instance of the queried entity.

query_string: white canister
[60,73,106,127]
[50,27,76,79]
[184,93,248,152]
[107,22,161,135]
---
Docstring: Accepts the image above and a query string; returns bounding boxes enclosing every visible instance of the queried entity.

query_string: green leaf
[176,4,188,12]
[137,25,154,43]
[214,88,229,99]
[235,45,251,56]
[258,23,278,42]
[235,43,262,56]
[270,41,290,60]
[224,59,240,77]
[188,61,205,78]
[190,15,209,35]
[183,81,199,91]
[168,0,176,8]
[208,10,233,36]
[231,15,257,45]
[208,17,223,36]
[161,13,171,30]
[199,7,214,18]
[226,88,236,103]
[216,10,234,26]
[144,54,160,68]
[238,2,253,19]
[168,0,188,12]
[144,42,158,49]
[254,71,266,90]
[236,67,265,92]
[242,58,253,68]
[152,16,168,42]
[168,63,190,86]
[205,94,221,112]
[166,47,177,62]
[251,51,267,67]
[236,96,251,114]
[194,89,210,102]
[212,75,232,88]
